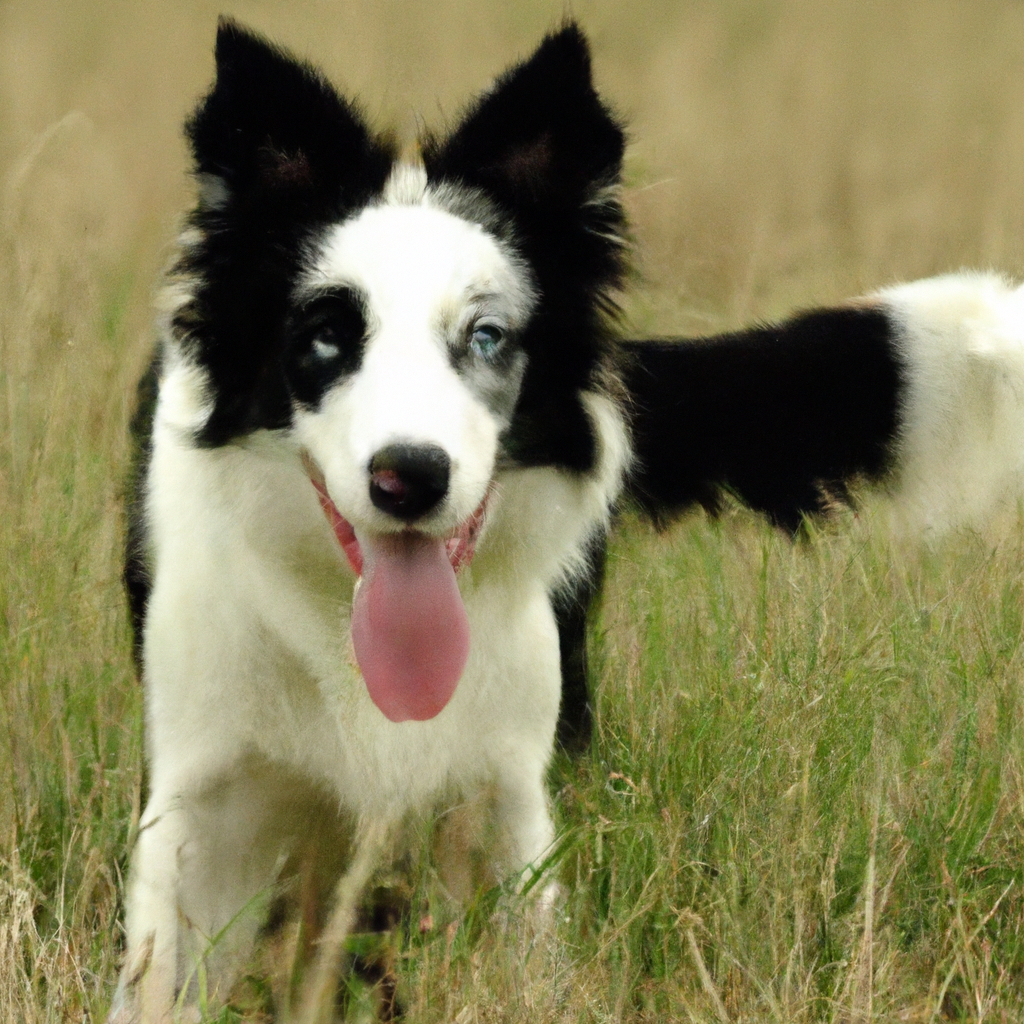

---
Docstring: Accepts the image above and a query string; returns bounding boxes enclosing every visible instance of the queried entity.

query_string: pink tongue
[350,531,470,722]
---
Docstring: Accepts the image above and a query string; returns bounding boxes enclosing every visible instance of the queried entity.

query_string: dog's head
[167,21,627,720]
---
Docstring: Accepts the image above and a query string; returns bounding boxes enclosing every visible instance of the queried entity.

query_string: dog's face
[166,20,627,720]
[289,178,535,539]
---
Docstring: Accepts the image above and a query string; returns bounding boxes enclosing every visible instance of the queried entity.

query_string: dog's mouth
[305,457,487,724]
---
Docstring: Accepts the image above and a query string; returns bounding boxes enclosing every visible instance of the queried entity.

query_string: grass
[5,0,1024,1020]
[379,514,1024,1022]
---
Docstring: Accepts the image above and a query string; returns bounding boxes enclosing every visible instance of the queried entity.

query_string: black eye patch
[284,288,367,406]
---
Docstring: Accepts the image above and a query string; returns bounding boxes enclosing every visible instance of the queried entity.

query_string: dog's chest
[256,577,562,811]
[144,449,562,813]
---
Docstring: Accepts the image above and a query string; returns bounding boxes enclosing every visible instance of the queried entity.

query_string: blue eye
[470,323,504,361]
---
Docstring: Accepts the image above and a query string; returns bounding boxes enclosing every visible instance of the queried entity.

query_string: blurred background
[6,0,1024,343]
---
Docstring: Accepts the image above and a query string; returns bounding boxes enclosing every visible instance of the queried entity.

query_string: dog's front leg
[490,756,558,902]
[434,755,556,908]
[109,795,188,1024]
[111,769,291,1023]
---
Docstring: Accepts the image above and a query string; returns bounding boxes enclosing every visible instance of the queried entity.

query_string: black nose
[368,443,451,521]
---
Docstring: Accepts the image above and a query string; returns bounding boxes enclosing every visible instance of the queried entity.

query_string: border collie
[557,272,1024,745]
[114,19,630,1021]
[114,17,1024,1019]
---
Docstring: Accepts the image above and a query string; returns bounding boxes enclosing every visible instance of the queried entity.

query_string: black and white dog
[115,17,1024,1019]
[558,272,1024,745]
[116,18,630,1020]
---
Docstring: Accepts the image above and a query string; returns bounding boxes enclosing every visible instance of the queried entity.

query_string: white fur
[296,168,536,538]
[875,272,1024,536]
[111,168,629,1021]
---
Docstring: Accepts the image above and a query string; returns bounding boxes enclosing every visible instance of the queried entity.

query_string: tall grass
[365,511,1024,1022]
[4,1,1024,1020]
[0,109,146,1019]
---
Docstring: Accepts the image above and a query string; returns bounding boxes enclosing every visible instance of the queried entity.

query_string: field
[3,1,1024,1020]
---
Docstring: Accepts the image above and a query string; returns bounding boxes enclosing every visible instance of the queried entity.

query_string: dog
[113,18,632,1021]
[114,17,1024,1018]
[557,271,1024,744]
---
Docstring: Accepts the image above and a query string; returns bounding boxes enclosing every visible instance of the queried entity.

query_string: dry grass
[4,1,1024,1020]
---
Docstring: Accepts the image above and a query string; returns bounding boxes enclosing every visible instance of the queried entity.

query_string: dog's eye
[469,323,504,362]
[287,290,367,403]
[306,331,342,366]
[292,294,365,368]
[297,324,351,373]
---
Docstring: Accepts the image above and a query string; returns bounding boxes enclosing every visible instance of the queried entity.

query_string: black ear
[173,21,395,448]
[424,25,628,475]
[186,18,391,208]
[423,24,624,220]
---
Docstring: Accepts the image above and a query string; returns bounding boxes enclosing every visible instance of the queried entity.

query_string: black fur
[123,358,160,674]
[423,25,628,474]
[624,306,904,530]
[552,529,607,751]
[552,305,906,745]
[177,19,395,446]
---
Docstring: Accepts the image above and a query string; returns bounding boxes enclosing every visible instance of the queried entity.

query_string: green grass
[6,0,1024,1020]
[367,515,1024,1022]
[0,265,142,1020]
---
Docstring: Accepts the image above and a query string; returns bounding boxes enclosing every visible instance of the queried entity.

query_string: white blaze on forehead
[295,174,535,529]
[312,196,533,442]
[311,186,533,329]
